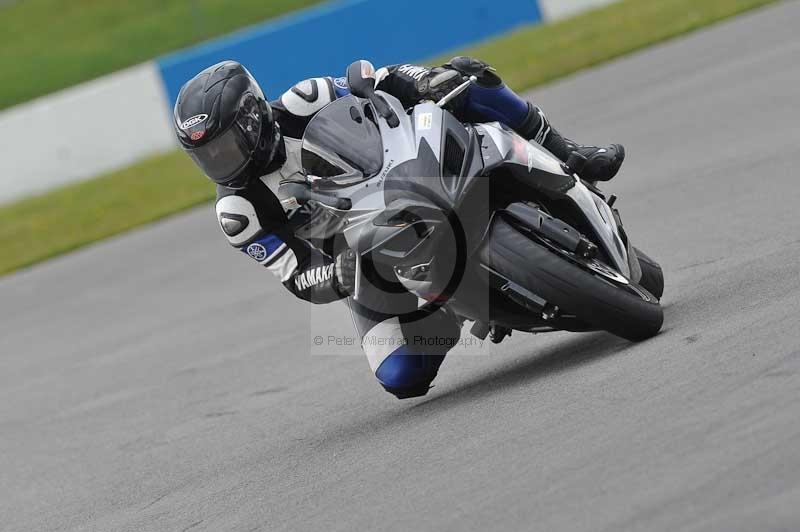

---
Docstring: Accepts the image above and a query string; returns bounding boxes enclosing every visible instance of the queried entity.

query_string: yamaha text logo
[180,114,208,130]
[247,243,268,262]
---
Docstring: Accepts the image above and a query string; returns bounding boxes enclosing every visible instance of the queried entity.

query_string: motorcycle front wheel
[479,217,664,342]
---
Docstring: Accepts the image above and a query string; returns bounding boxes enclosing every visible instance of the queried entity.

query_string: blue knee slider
[375,345,446,399]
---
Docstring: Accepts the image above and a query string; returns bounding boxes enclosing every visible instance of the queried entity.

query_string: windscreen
[301,96,383,186]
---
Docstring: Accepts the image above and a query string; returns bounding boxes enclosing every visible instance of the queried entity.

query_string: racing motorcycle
[283,60,664,343]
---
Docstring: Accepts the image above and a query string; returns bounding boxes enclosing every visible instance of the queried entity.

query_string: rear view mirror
[346,60,377,99]
[345,60,399,128]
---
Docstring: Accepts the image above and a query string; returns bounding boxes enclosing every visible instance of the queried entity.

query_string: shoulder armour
[215,194,262,247]
[279,77,336,117]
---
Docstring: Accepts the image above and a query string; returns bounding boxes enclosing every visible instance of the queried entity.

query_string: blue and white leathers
[464,84,529,128]
[462,83,552,144]
[347,279,460,399]
[214,58,596,399]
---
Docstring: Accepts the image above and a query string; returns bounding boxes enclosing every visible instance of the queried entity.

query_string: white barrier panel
[0,63,175,204]
[538,0,616,21]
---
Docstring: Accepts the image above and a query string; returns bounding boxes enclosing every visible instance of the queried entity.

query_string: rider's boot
[515,103,625,182]
[447,56,625,182]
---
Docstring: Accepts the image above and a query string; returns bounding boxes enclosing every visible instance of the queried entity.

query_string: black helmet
[174,61,281,189]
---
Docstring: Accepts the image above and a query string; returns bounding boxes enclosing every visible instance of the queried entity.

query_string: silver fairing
[477,122,631,278]
[290,94,632,282]
[304,93,453,252]
[565,180,631,278]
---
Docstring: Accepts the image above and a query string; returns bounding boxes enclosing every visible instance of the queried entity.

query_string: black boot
[563,140,626,182]
[515,102,625,182]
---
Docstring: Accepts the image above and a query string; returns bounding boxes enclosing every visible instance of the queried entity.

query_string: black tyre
[634,247,664,299]
[480,218,663,341]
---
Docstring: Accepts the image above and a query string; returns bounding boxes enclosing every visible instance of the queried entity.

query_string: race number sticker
[417,113,433,130]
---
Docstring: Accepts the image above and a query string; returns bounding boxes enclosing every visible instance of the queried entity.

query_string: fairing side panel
[564,182,630,277]
[477,122,631,277]
[384,102,482,214]
[477,122,567,177]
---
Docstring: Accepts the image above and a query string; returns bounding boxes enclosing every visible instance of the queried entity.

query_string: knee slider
[375,346,446,399]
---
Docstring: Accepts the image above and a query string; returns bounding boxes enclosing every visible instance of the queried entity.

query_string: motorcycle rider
[173,57,625,399]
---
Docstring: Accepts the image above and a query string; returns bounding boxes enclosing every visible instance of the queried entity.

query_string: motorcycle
[282,60,664,344]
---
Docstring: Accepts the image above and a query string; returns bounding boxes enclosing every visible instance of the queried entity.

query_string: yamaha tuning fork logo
[246,243,268,262]
[333,77,348,91]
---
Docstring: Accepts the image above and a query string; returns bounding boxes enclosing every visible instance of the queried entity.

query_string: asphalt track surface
[2,3,800,531]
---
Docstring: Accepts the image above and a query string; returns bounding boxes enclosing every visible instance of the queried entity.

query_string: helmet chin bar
[260,123,286,176]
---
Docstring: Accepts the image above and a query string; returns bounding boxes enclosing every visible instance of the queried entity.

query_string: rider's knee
[362,309,460,399]
[444,56,529,129]
[374,346,446,399]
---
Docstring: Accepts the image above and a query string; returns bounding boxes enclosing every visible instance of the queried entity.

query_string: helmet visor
[187,126,251,182]
[185,94,263,185]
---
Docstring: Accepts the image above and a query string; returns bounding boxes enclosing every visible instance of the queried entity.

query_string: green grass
[0,0,780,276]
[0,0,325,110]
[429,0,778,92]
[0,152,210,275]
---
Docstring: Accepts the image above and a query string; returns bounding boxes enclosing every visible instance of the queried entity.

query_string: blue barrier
[157,0,541,108]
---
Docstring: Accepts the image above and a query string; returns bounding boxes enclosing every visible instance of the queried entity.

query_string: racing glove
[334,248,358,297]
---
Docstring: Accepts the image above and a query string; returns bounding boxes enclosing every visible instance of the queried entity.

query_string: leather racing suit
[214,58,622,399]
